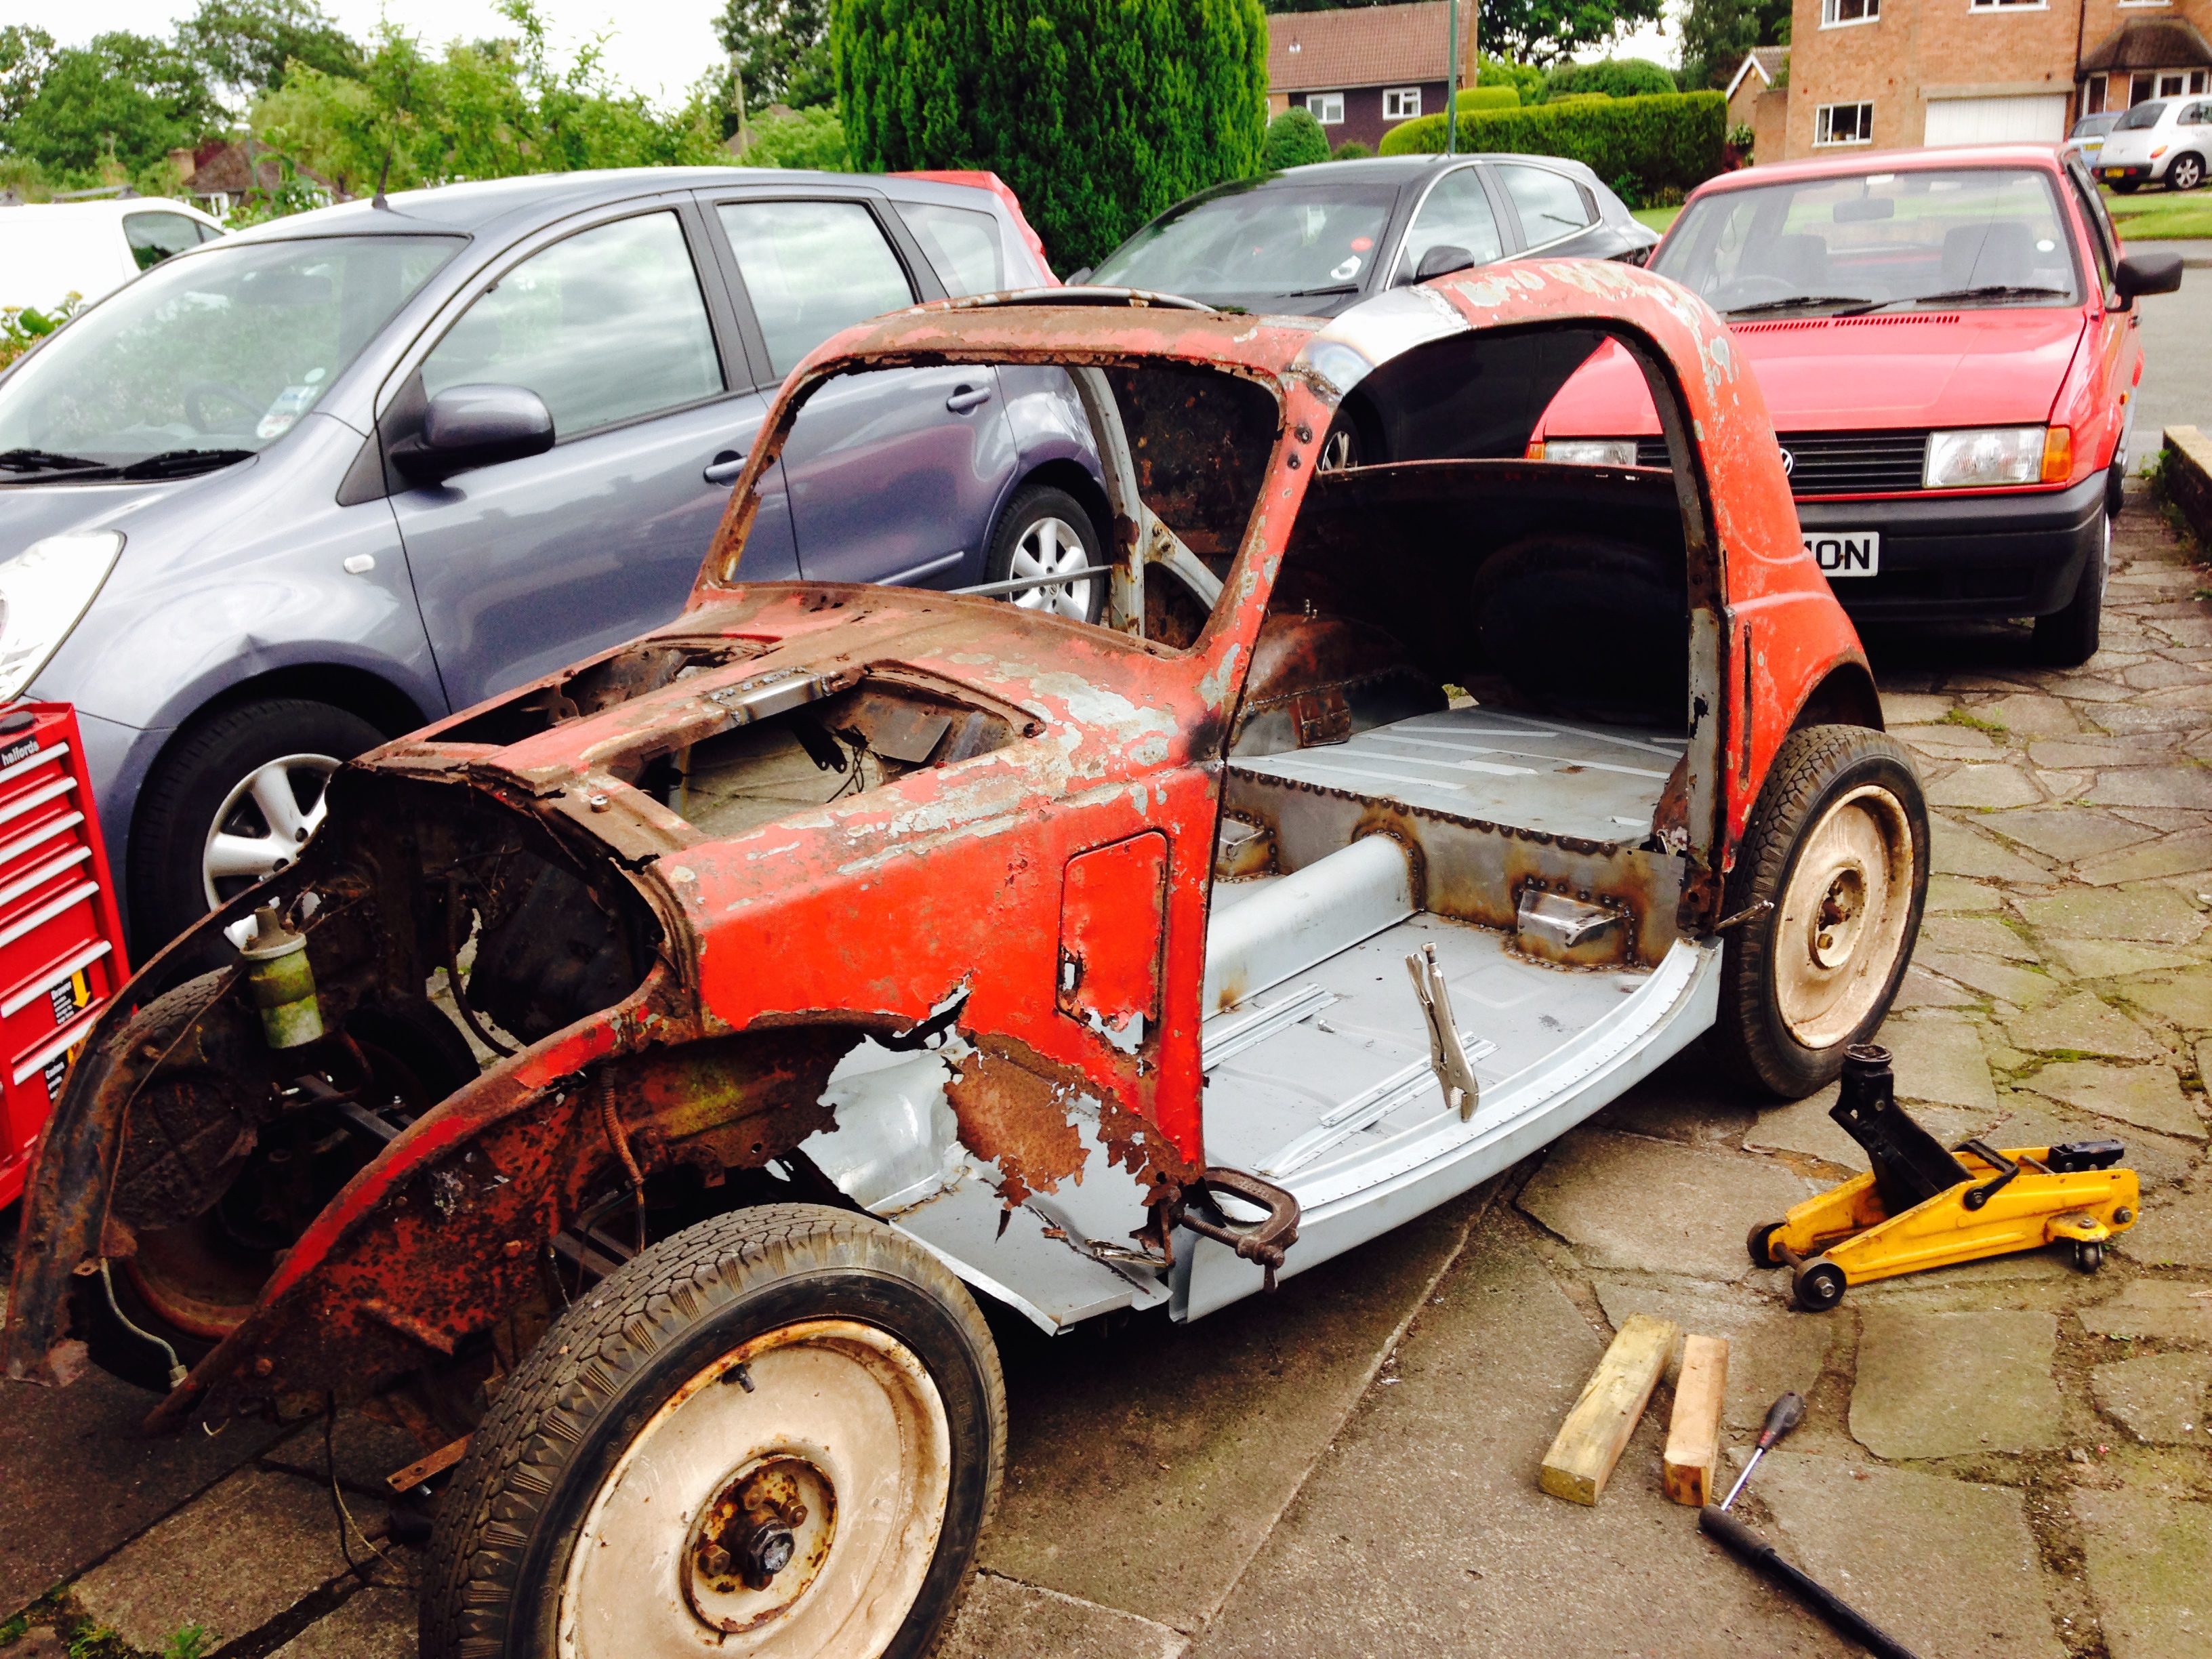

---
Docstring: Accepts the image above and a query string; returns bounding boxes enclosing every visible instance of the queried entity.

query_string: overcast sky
[23,0,1681,115]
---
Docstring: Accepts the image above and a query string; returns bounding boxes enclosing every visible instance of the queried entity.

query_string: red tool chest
[0,702,129,1210]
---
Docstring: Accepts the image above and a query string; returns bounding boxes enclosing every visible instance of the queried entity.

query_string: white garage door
[1925,95,2068,146]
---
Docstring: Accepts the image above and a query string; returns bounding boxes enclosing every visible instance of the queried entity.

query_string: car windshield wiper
[1723,295,1876,317]
[1282,283,1361,298]
[115,448,255,480]
[1887,285,2072,308]
[0,447,106,475]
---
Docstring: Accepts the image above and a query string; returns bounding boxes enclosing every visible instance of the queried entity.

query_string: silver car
[2095,97,2212,192]
[0,168,1106,949]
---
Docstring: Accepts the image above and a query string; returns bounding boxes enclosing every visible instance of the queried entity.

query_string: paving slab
[1980,693,2086,735]
[1984,1099,2200,1191]
[2079,830,2212,886]
[1591,1281,1842,1432]
[2090,765,2212,811]
[2116,967,2212,1036]
[979,1185,1482,1630]
[1877,1011,2001,1108]
[1750,1451,2063,1658]
[2078,1280,2212,1343]
[2032,735,2184,770]
[2073,1477,2212,1658]
[1923,914,2042,960]
[1743,1084,1984,1172]
[71,1469,348,1653]
[1515,1128,1815,1280]
[1925,874,2003,911]
[2024,1059,2205,1139]
[2120,1184,2212,1265]
[0,1370,289,1617]
[1917,950,2062,1008]
[1893,962,1981,1008]
[2003,991,2165,1060]
[1980,808,2158,865]
[1850,1309,2063,1459]
[1902,725,2001,759]
[1188,1223,1857,1659]
[2092,1352,2212,1446]
[940,1574,1187,1659]
[2046,938,2204,977]
[1931,818,2052,882]
[2015,886,2208,944]
[1925,764,2045,808]
[271,1585,415,1659]
[1879,692,1954,724]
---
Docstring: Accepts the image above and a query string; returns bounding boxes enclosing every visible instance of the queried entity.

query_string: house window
[1307,92,1345,125]
[2160,73,2186,97]
[1383,87,1422,120]
[2132,72,2158,104]
[1969,0,2047,9]
[2196,70,2209,93]
[1822,0,1879,24]
[1816,102,1876,144]
[2085,75,2107,114]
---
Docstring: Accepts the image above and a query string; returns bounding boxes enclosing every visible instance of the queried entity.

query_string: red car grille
[1635,430,1930,495]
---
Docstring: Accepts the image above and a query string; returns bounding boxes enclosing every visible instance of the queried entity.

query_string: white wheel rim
[1007,514,1093,620]
[1773,783,1916,1049]
[201,753,341,909]
[558,1318,952,1659]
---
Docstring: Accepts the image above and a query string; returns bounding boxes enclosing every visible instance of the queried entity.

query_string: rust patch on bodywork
[943,1038,1089,1210]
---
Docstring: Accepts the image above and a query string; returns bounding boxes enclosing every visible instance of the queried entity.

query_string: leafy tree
[1483,0,1666,67]
[1543,58,1674,100]
[1479,54,1547,104]
[180,0,360,113]
[1677,0,1790,92]
[835,0,1270,273]
[0,25,57,130]
[1264,106,1329,168]
[7,34,222,180]
[734,102,851,169]
[716,0,834,114]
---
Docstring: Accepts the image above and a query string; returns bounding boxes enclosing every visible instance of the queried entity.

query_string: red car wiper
[1859,285,2071,312]
[1723,295,1875,317]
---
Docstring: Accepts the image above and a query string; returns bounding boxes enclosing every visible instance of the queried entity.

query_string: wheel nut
[739,1514,796,1587]
[697,1542,733,1580]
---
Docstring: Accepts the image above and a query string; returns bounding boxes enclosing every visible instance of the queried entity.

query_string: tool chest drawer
[0,703,129,1208]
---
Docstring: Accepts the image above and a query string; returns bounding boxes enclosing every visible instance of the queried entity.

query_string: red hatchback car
[1532,144,2182,665]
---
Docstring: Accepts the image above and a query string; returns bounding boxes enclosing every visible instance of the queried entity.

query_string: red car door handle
[945,384,994,414]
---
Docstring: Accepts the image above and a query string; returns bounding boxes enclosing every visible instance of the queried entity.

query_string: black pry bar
[1699,1507,1922,1659]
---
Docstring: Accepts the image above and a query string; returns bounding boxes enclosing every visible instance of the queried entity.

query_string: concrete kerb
[2159,424,2212,549]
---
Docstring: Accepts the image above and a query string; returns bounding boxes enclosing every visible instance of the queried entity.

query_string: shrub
[1543,58,1677,102]
[1377,91,1727,201]
[1478,54,1547,106]
[1726,121,1755,151]
[0,293,81,371]
[835,0,1269,274]
[1550,92,1614,104]
[1458,85,1519,112]
[1264,106,1330,170]
[1330,139,1373,161]
[735,103,851,170]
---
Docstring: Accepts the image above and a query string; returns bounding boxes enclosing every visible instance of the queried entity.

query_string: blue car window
[1399,167,1503,279]
[716,200,916,376]
[422,211,723,440]
[896,201,1005,296]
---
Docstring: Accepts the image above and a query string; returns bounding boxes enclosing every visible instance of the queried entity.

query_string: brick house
[1773,0,2212,161]
[1267,1,1479,155]
[165,139,337,217]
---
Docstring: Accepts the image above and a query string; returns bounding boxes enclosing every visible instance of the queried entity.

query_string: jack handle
[1175,1168,1301,1292]
[1956,1139,2020,1212]
[1700,1507,1922,1658]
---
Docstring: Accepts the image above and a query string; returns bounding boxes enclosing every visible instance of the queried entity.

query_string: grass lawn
[1633,205,1681,234]
[2097,184,2212,241]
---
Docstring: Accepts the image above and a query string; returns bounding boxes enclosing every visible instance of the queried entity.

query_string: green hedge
[1456,85,1520,112]
[1542,58,1676,101]
[1378,91,1725,203]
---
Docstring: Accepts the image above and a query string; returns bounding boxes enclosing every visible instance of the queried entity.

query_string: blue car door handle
[703,449,747,485]
[945,384,994,415]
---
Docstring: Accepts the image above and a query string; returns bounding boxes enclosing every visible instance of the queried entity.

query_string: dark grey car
[1082,154,1660,316]
[0,167,1107,947]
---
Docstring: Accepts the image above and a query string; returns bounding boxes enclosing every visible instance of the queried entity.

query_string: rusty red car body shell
[5,268,1874,1428]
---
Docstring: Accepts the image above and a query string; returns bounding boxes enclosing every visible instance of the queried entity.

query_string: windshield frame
[1652,163,2086,319]
[1090,171,1415,305]
[0,228,469,483]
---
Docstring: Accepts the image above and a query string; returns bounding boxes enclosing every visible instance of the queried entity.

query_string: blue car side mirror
[396,384,556,482]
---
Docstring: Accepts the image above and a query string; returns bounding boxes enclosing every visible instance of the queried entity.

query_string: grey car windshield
[2115,101,2166,131]
[0,234,461,477]
[1654,167,2081,315]
[1091,180,1397,298]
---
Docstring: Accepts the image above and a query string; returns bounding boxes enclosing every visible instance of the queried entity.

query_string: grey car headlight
[1538,438,1640,468]
[0,531,125,703]
[1923,426,2045,489]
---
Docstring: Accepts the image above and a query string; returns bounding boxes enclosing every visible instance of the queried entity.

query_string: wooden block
[1540,1313,1679,1505]
[1662,1333,1731,1507]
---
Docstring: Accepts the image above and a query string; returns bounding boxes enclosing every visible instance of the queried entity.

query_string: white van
[0,197,226,311]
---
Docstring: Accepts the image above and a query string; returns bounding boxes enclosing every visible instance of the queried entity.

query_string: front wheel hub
[683,1454,835,1628]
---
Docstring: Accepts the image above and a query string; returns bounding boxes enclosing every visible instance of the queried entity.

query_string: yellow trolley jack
[1749,1044,2139,1311]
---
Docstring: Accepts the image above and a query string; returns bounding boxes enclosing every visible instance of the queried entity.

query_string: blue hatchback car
[0,167,1109,947]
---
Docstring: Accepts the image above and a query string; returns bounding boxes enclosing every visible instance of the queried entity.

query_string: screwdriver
[1719,1389,1804,1511]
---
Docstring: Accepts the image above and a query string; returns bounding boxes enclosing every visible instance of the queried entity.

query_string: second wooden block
[1663,1332,1731,1507]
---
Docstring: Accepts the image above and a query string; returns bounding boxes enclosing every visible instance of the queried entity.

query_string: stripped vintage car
[5,267,1927,1659]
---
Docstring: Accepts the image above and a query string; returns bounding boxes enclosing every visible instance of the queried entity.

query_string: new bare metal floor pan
[1231,708,1685,846]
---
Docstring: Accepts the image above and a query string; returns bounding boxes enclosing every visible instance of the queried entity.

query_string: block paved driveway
[5,491,2211,1659]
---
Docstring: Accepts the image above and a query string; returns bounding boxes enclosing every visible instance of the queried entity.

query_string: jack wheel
[2073,1240,2106,1274]
[1747,1219,1785,1269]
[1792,1258,1847,1312]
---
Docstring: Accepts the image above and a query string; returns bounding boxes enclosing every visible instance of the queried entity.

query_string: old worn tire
[421,1203,1004,1659]
[1711,725,1928,1099]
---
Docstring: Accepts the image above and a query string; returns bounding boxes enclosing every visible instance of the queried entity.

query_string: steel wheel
[201,752,341,908]
[1773,783,1917,1050]
[1007,514,1095,621]
[560,1319,950,1657]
